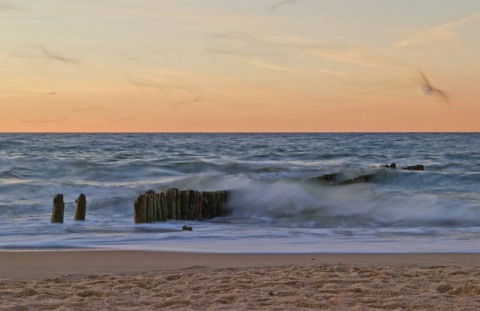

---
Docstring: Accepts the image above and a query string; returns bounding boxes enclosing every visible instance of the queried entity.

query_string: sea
[0,133,479,253]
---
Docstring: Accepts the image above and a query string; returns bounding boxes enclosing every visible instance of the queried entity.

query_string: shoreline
[1,250,480,280]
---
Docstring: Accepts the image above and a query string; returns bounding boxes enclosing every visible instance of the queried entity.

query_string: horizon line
[0,131,478,134]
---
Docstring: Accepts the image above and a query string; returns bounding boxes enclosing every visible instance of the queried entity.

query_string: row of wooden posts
[50,189,230,224]
[133,188,230,224]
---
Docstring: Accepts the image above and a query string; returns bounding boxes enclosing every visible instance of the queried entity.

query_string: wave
[224,174,480,229]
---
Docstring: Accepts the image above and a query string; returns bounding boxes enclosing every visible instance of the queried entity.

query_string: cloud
[207,31,303,70]
[251,60,298,71]
[0,1,22,11]
[3,44,83,71]
[36,46,82,67]
[393,12,480,48]
[17,116,68,123]
[268,0,298,12]
[208,31,407,70]
[126,74,195,95]
[319,69,348,77]
[72,104,106,112]
[126,70,204,106]
[106,117,136,122]
[300,42,408,69]
[170,95,203,107]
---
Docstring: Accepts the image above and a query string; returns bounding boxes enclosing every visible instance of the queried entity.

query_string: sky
[1,0,479,132]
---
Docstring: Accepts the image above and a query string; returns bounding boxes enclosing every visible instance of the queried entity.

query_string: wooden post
[74,193,86,221]
[180,190,189,220]
[188,190,196,220]
[160,191,167,221]
[51,194,64,223]
[215,191,222,216]
[153,193,160,222]
[134,193,147,224]
[145,190,155,223]
[175,188,181,220]
[216,190,228,216]
[203,191,216,219]
[166,188,176,220]
[194,191,202,220]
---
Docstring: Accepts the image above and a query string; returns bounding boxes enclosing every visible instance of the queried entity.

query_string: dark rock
[380,163,396,169]
[182,225,193,231]
[403,165,424,171]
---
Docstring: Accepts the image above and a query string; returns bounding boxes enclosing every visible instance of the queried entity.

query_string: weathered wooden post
[145,190,155,223]
[134,193,147,224]
[203,191,217,219]
[216,190,228,216]
[175,188,181,220]
[160,191,167,221]
[194,191,203,220]
[188,190,196,220]
[153,193,159,222]
[74,193,86,221]
[166,188,176,220]
[51,194,65,223]
[180,190,189,220]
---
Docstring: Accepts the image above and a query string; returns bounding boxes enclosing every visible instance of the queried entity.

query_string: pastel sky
[1,0,479,132]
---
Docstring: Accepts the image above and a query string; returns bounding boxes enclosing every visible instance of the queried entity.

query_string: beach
[1,251,480,310]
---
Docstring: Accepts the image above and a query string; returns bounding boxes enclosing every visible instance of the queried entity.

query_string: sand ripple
[1,264,480,310]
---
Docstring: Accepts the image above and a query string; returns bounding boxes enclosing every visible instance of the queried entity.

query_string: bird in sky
[419,69,448,101]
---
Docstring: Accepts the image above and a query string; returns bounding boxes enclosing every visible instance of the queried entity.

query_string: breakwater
[133,188,230,224]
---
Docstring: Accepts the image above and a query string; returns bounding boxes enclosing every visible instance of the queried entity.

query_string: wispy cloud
[126,74,195,95]
[393,12,480,48]
[0,1,22,11]
[302,43,408,69]
[319,69,348,77]
[208,31,297,66]
[36,46,82,67]
[106,117,136,122]
[268,0,298,12]
[72,104,106,112]
[251,60,298,71]
[208,31,407,70]
[126,69,204,106]
[170,95,203,107]
[3,44,83,71]
[17,116,68,123]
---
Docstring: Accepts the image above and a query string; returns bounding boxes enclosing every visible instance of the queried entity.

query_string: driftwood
[134,188,229,224]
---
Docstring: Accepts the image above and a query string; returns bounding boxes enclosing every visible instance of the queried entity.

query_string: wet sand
[1,251,480,310]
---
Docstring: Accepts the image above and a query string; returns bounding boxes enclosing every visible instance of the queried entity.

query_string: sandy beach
[0,251,479,310]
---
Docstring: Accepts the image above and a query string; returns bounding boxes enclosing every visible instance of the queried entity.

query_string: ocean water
[0,133,479,253]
